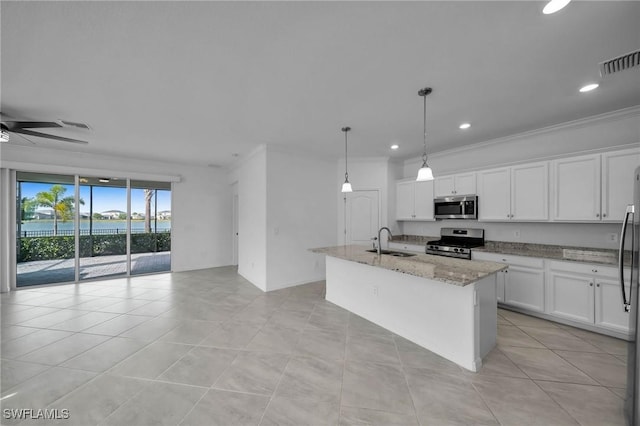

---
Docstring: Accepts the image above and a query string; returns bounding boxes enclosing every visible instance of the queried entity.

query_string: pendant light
[416,87,434,182]
[341,126,353,192]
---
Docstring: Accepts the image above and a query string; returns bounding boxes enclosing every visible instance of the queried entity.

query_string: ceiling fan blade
[15,128,88,144]
[3,121,62,130]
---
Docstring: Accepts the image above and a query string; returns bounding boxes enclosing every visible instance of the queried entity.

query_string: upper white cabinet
[396,180,434,221]
[552,148,639,222]
[601,148,640,222]
[434,173,476,197]
[477,162,548,221]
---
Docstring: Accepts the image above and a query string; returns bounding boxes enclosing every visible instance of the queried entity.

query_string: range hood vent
[599,49,640,77]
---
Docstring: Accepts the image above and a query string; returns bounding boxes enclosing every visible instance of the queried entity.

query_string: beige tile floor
[0,266,630,425]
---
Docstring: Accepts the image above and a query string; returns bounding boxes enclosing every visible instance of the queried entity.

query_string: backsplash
[400,220,625,250]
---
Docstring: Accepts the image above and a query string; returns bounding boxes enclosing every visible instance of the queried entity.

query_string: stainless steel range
[425,228,485,260]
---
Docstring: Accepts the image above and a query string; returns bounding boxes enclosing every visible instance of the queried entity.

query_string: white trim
[74,175,80,282]
[1,161,181,183]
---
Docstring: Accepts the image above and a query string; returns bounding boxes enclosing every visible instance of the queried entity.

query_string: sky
[20,182,171,214]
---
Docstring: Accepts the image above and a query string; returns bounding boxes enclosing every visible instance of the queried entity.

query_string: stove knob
[454,248,459,252]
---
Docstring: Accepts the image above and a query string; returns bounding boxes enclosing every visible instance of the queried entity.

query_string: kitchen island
[311,245,507,372]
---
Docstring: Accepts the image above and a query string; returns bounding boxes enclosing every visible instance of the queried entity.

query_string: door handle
[619,204,634,312]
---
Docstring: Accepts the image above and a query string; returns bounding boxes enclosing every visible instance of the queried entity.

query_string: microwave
[434,195,478,220]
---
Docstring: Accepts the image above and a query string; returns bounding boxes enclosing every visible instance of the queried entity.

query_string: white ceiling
[2,1,639,167]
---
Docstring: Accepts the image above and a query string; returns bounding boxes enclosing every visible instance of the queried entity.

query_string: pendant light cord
[418,87,432,167]
[342,126,351,181]
[422,93,427,165]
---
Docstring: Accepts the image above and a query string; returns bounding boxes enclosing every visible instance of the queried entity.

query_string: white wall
[266,148,337,291]
[0,143,233,290]
[398,107,640,250]
[228,146,268,291]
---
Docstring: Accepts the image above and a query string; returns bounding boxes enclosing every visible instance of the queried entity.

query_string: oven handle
[619,204,634,312]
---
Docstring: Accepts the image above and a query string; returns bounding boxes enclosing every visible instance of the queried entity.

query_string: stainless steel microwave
[434,195,478,220]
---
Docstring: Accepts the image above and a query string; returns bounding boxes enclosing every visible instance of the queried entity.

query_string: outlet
[373,285,379,296]
[513,230,521,239]
[607,233,618,243]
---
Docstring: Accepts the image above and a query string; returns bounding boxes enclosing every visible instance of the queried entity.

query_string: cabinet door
[477,168,511,221]
[595,278,631,333]
[434,176,455,197]
[504,266,545,312]
[511,162,548,221]
[413,180,435,220]
[396,181,415,220]
[455,173,477,196]
[547,272,594,324]
[601,148,640,222]
[552,154,601,221]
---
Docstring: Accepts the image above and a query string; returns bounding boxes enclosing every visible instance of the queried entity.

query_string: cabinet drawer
[549,260,619,278]
[473,251,544,269]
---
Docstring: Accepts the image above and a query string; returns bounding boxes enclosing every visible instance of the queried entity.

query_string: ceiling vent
[599,49,640,77]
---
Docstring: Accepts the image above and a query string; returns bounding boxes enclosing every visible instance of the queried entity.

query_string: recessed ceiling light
[543,0,571,14]
[98,178,110,183]
[579,83,599,93]
[390,144,399,150]
[459,123,471,130]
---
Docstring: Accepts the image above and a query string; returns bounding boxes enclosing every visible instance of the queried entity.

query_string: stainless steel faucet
[377,227,393,255]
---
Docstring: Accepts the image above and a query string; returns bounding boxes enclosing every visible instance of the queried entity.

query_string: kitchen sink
[366,249,416,257]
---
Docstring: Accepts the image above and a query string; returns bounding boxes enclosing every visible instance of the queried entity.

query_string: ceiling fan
[1,112,90,144]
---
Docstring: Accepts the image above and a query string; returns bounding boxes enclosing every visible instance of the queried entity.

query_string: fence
[18,228,171,238]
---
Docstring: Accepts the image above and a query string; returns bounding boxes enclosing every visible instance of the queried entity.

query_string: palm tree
[20,197,38,221]
[35,185,84,235]
[144,189,154,233]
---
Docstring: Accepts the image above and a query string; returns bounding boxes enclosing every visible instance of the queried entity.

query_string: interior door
[346,190,380,246]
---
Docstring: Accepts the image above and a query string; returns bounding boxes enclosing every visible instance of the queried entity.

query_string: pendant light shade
[416,87,435,182]
[341,126,353,193]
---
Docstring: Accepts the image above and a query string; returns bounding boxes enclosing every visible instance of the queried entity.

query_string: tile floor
[0,266,630,425]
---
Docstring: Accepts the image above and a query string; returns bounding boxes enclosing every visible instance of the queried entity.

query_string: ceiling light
[98,178,110,183]
[459,123,471,130]
[390,144,399,150]
[341,126,353,193]
[543,0,571,14]
[416,87,434,182]
[579,83,599,93]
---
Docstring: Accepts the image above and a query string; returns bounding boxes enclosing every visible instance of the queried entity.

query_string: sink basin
[366,249,417,257]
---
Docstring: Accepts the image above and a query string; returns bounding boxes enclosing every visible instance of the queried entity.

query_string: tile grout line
[390,333,423,426]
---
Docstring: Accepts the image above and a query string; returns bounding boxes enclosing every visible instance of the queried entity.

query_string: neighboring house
[131,212,145,220]
[32,207,54,219]
[100,210,126,219]
[158,210,171,220]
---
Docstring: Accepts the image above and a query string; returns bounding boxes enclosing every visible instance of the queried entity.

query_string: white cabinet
[552,148,639,222]
[395,180,434,221]
[477,162,548,221]
[434,173,476,197]
[472,252,545,311]
[601,148,640,222]
[548,261,631,333]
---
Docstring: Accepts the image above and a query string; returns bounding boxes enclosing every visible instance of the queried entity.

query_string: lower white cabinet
[472,252,545,312]
[548,261,630,333]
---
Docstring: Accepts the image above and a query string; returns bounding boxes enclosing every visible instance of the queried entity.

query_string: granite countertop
[310,245,507,287]
[390,235,630,267]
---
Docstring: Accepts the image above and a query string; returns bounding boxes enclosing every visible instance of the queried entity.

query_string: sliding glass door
[14,172,171,287]
[79,177,128,281]
[16,172,78,287]
[130,180,171,275]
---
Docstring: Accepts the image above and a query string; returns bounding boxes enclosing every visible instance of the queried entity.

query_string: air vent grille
[599,49,640,77]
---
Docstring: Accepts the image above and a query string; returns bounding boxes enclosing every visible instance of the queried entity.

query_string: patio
[16,252,171,287]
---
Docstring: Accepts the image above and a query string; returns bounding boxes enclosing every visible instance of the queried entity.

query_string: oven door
[434,196,477,219]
